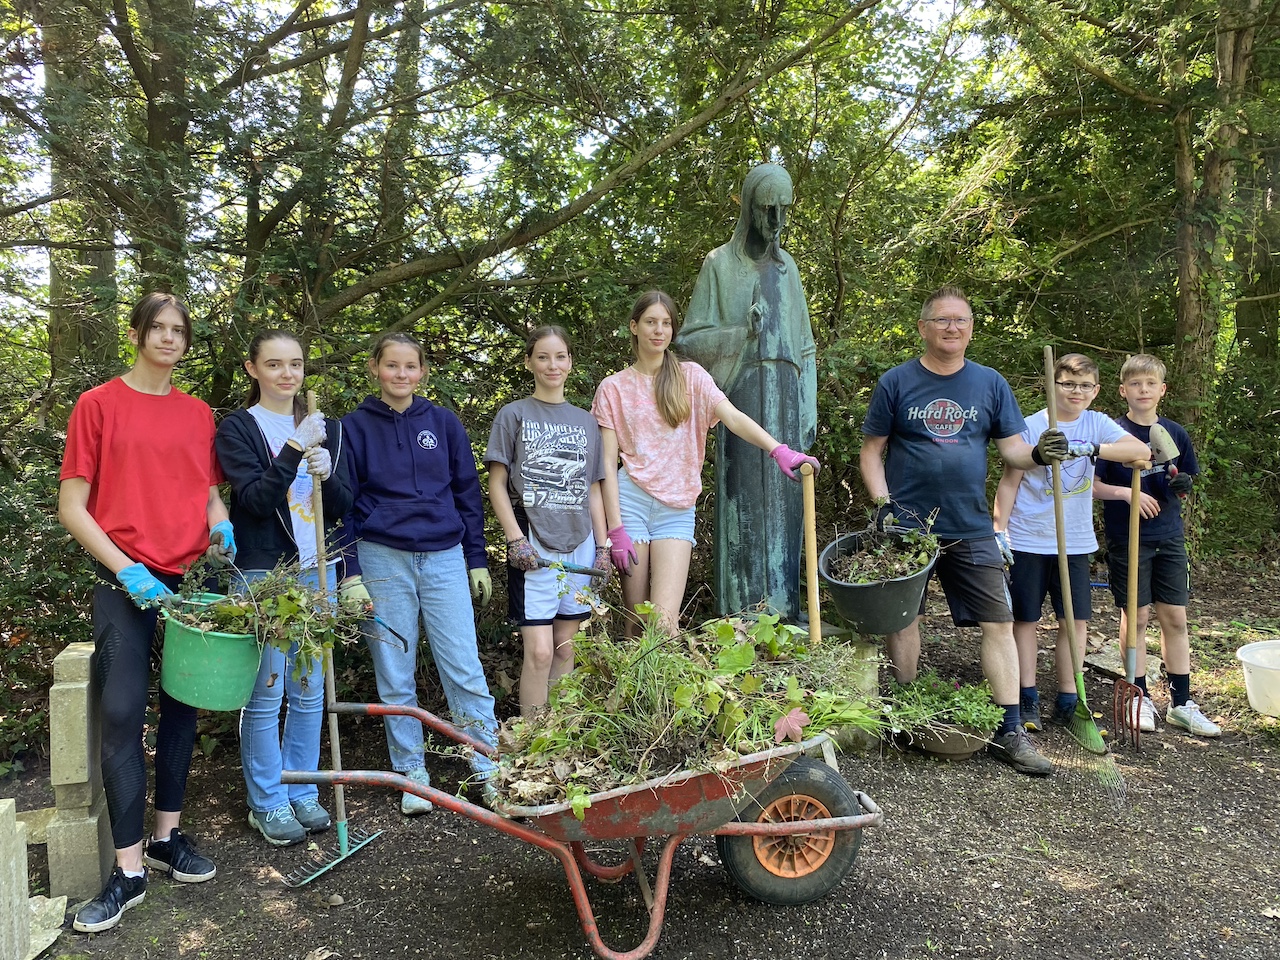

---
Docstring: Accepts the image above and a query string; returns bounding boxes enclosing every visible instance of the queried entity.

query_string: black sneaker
[988,725,1054,776]
[73,865,147,933]
[1021,701,1043,733]
[143,828,217,883]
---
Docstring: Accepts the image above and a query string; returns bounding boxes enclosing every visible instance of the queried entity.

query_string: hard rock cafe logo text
[906,398,978,439]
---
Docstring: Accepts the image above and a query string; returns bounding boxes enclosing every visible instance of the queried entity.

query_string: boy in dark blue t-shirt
[1094,354,1219,737]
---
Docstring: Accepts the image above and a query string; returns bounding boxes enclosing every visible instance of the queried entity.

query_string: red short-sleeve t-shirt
[61,378,223,574]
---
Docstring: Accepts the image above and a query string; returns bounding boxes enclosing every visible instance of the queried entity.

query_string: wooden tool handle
[801,463,821,645]
[1043,346,1080,665]
[307,390,347,820]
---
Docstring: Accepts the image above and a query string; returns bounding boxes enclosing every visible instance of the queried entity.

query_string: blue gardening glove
[769,444,820,481]
[1032,429,1069,465]
[593,545,613,589]
[1066,441,1099,460]
[994,530,1014,567]
[116,562,175,609]
[207,520,237,567]
[506,536,538,571]
[1169,471,1193,496]
[289,412,326,450]
[469,567,492,607]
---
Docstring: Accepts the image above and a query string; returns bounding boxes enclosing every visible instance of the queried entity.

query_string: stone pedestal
[47,641,113,900]
[1,799,31,960]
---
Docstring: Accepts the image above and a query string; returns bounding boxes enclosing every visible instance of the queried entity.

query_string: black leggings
[92,564,197,848]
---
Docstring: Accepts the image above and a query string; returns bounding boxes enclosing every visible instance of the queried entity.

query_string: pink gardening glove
[769,444,820,481]
[608,525,638,576]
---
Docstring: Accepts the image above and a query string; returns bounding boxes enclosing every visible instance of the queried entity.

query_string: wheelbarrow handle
[535,556,608,579]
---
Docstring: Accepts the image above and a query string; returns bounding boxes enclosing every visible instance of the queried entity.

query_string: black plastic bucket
[818,531,938,636]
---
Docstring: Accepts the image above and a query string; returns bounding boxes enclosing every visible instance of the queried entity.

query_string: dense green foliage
[1,1,1276,765]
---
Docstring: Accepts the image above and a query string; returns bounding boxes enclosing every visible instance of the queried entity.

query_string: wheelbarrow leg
[571,839,645,883]
[554,833,687,960]
[626,839,654,910]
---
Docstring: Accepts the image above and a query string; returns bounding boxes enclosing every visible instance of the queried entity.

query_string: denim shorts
[618,469,696,544]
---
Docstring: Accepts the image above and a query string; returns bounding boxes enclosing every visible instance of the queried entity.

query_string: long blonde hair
[630,290,690,428]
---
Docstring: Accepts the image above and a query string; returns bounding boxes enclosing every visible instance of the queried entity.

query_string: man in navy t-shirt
[860,285,1072,777]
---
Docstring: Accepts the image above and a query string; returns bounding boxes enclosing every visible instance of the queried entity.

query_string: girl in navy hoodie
[340,332,499,814]
[216,329,352,846]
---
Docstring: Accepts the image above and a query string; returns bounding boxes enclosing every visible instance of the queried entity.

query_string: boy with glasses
[992,354,1147,731]
[1093,355,1219,736]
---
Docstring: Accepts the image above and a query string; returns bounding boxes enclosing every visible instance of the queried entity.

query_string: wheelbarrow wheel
[716,757,861,906]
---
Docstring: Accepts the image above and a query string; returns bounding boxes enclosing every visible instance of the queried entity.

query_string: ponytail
[628,290,690,428]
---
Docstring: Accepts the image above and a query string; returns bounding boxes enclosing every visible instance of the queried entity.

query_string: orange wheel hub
[751,793,836,878]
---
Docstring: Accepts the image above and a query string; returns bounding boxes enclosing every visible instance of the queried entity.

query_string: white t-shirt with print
[247,405,318,568]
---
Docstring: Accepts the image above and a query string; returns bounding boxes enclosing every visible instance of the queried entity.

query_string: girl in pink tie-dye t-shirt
[591,290,819,637]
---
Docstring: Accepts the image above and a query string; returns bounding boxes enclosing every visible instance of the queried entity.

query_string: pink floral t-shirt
[591,361,727,509]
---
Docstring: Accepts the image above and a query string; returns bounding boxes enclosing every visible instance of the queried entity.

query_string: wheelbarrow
[284,701,884,960]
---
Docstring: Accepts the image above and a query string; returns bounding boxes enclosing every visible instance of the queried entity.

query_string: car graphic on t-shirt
[521,447,588,503]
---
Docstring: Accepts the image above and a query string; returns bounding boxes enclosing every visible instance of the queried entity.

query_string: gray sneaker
[988,726,1054,776]
[401,767,434,815]
[248,805,306,847]
[291,797,331,833]
[1166,699,1221,737]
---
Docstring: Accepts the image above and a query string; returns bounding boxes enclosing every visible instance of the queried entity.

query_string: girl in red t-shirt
[59,292,228,933]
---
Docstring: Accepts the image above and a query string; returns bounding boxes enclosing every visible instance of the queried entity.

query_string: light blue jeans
[357,541,498,782]
[236,566,335,814]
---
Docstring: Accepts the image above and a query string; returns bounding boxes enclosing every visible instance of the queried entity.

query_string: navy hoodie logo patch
[417,430,438,450]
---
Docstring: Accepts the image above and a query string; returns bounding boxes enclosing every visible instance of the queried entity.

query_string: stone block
[50,643,102,794]
[0,799,32,960]
[47,793,113,902]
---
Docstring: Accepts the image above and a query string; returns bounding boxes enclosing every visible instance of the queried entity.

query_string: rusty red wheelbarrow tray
[285,701,884,960]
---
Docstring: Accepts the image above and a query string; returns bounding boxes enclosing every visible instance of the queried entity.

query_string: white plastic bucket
[1236,640,1280,718]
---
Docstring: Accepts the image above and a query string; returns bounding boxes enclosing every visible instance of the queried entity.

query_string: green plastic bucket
[160,594,262,711]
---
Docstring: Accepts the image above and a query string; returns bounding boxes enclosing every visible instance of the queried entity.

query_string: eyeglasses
[923,317,972,329]
[1055,381,1098,393]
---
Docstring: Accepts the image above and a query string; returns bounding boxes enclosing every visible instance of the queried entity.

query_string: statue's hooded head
[732,163,793,264]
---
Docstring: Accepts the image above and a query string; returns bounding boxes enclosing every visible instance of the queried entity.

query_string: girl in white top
[591,290,818,636]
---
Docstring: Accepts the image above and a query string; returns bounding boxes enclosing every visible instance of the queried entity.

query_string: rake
[282,391,382,886]
[1042,347,1125,800]
[1112,463,1146,749]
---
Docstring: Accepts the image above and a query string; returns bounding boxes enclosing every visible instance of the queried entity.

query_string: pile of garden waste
[492,610,886,817]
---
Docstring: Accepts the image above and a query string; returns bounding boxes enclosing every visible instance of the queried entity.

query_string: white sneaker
[1165,699,1221,738]
[1136,696,1157,733]
[401,767,435,815]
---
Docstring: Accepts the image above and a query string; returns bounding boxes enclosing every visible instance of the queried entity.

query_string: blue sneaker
[291,797,332,833]
[1021,701,1043,733]
[248,804,306,847]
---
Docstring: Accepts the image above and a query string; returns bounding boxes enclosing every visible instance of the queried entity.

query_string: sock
[1169,672,1191,707]
[998,703,1020,737]
[1020,686,1039,708]
[1056,691,1078,717]
[1134,674,1150,696]
[150,834,170,846]
[123,868,145,879]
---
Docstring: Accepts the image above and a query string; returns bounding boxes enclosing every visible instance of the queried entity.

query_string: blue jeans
[235,567,334,813]
[357,541,498,781]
